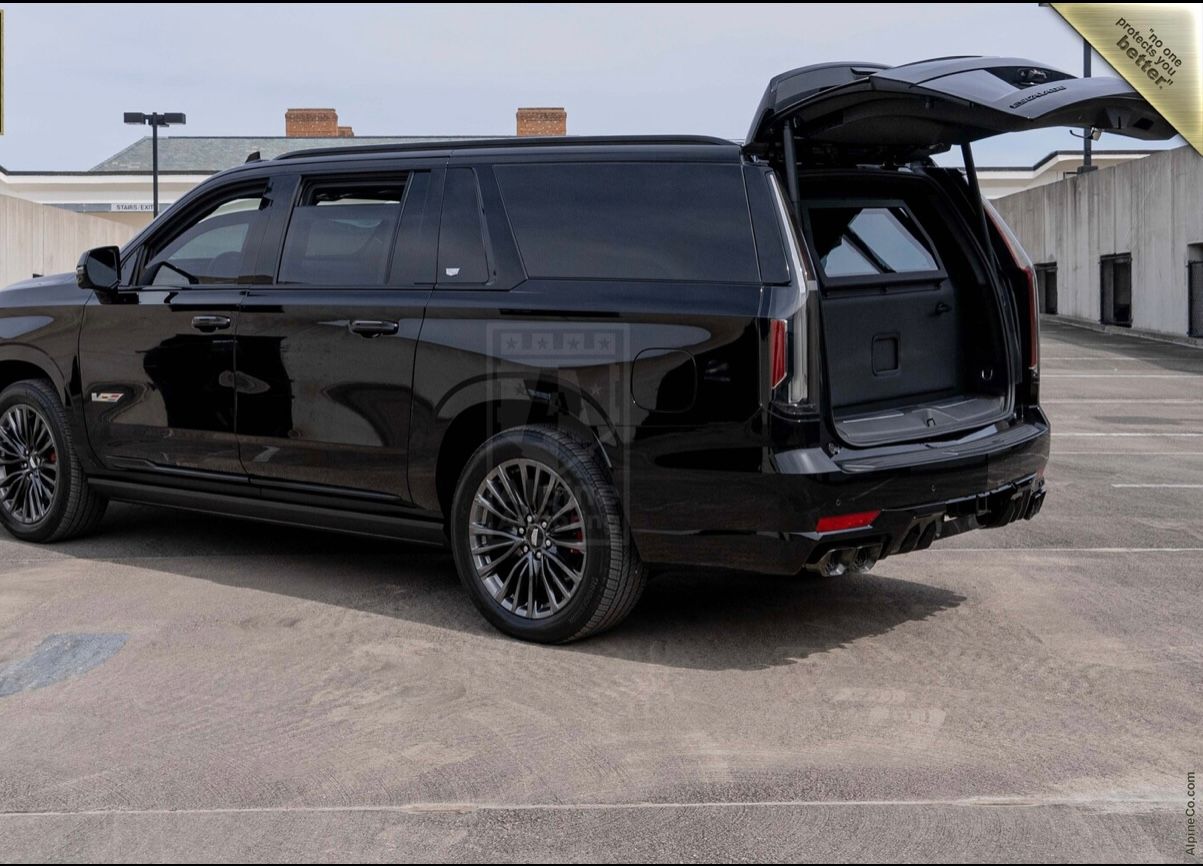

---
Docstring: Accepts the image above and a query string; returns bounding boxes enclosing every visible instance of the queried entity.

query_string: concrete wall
[1,192,137,288]
[994,145,1203,337]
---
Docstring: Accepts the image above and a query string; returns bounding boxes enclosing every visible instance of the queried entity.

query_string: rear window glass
[806,204,939,279]
[495,163,759,283]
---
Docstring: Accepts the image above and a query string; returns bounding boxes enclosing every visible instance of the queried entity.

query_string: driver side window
[143,193,268,287]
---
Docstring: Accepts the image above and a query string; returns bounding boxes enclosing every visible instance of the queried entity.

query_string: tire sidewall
[0,383,73,542]
[451,428,616,643]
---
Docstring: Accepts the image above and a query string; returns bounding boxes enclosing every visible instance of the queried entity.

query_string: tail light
[769,319,788,389]
[984,200,1039,372]
[766,174,815,406]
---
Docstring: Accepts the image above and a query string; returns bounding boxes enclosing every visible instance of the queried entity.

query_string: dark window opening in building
[1035,263,1058,315]
[1100,253,1132,327]
[1189,244,1203,338]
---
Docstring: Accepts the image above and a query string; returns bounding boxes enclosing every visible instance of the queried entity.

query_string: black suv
[0,58,1170,641]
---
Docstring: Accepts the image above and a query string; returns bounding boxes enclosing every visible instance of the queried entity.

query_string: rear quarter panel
[409,279,766,523]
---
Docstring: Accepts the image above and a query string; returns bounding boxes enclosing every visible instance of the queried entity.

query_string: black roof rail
[273,134,735,161]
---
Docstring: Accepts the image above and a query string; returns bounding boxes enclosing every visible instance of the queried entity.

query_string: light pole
[123,111,186,216]
[1080,39,1094,174]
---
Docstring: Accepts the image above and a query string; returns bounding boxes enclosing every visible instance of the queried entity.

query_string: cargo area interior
[797,170,1011,446]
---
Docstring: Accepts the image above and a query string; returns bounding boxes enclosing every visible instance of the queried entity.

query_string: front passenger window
[144,194,268,287]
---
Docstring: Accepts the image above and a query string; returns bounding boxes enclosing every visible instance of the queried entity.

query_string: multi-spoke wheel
[451,425,646,643]
[469,458,587,620]
[0,380,107,543]
[0,404,60,525]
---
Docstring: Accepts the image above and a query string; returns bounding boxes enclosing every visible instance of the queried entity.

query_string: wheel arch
[429,383,618,518]
[0,347,69,403]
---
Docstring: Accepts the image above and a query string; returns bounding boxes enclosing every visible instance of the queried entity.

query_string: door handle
[349,319,399,338]
[192,315,232,332]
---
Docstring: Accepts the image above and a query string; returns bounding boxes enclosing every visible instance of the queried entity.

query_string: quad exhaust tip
[810,543,882,577]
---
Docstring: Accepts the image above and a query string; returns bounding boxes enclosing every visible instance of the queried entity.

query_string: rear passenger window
[495,163,759,283]
[278,179,406,286]
[806,204,939,279]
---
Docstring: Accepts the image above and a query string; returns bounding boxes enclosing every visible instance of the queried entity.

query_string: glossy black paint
[0,130,1049,575]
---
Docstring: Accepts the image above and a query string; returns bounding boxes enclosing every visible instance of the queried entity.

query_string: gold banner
[1052,3,1202,154]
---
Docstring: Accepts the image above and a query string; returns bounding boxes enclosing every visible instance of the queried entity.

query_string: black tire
[450,425,646,643]
[0,380,107,543]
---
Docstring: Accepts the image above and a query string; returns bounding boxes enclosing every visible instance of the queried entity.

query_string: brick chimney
[285,108,353,138]
[516,107,567,137]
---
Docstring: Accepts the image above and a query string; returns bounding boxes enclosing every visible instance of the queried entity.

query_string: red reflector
[816,510,881,533]
[769,319,787,389]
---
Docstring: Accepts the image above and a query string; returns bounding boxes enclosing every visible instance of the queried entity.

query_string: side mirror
[76,246,121,292]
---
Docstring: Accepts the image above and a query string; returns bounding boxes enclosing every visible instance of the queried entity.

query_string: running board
[88,479,448,547]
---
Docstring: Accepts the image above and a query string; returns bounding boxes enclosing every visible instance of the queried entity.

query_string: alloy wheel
[0,404,59,525]
[469,458,587,620]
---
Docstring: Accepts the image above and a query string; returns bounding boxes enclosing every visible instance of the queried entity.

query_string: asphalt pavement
[0,318,1199,862]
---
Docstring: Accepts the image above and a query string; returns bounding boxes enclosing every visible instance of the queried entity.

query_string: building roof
[973,148,1157,172]
[90,135,494,173]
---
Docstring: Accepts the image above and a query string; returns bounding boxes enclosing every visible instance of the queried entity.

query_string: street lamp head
[121,111,186,218]
[123,112,187,127]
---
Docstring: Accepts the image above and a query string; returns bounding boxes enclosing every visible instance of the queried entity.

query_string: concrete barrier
[994,144,1203,339]
[1,192,136,288]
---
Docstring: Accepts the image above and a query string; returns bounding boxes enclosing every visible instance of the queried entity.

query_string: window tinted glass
[495,163,758,282]
[278,180,405,286]
[390,172,436,285]
[437,169,489,284]
[807,205,938,278]
[145,194,266,286]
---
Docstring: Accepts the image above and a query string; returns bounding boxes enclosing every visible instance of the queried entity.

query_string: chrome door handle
[192,315,231,332]
[349,320,399,338]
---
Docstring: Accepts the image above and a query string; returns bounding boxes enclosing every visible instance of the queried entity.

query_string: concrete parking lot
[0,319,1199,862]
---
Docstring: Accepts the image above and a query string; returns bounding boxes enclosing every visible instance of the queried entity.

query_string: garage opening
[1189,244,1203,338]
[1035,263,1058,315]
[1100,253,1132,327]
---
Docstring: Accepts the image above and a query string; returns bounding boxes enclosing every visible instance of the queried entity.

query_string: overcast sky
[0,2,1182,170]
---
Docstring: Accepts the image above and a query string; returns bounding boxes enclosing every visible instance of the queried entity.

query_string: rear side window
[806,203,939,279]
[495,163,759,283]
[279,179,406,286]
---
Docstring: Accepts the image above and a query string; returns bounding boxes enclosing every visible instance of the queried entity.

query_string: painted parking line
[1111,483,1203,489]
[1043,399,1203,404]
[1054,432,1203,437]
[0,793,1180,818]
[1041,374,1203,378]
[1054,451,1203,455]
[927,547,1203,553]
[1043,356,1203,361]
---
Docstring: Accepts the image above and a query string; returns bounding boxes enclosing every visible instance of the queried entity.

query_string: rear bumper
[630,414,1049,575]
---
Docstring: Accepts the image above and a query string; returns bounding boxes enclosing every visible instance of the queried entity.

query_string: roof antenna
[245,150,261,163]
